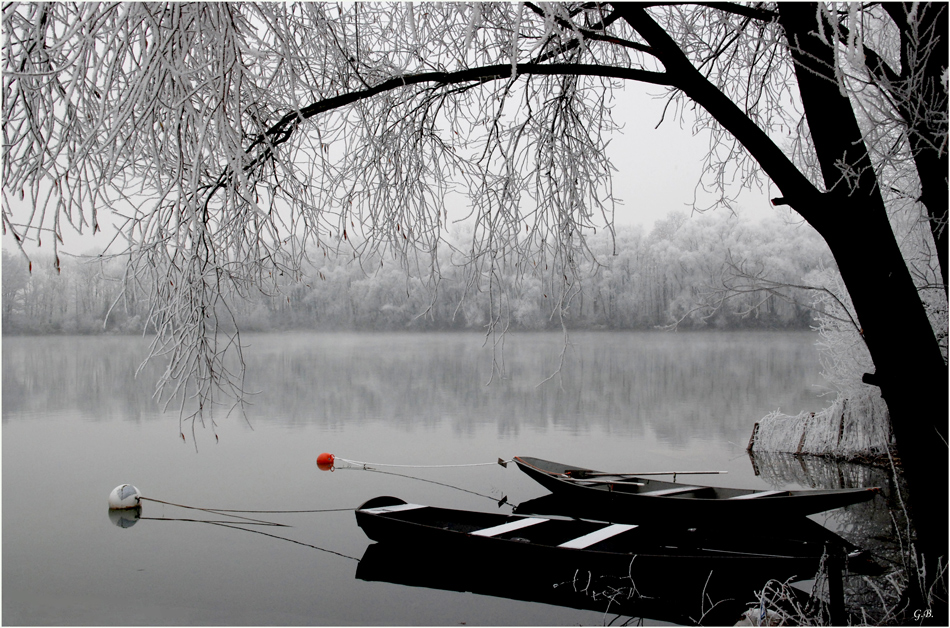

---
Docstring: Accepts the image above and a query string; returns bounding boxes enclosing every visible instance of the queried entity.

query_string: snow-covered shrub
[752,267,893,456]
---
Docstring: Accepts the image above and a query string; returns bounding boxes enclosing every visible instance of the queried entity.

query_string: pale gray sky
[606,85,775,229]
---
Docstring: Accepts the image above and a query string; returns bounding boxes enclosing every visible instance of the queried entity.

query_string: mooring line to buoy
[340,458,511,469]
[139,497,288,526]
[138,515,360,561]
[321,453,512,470]
[209,507,355,513]
[360,467,509,505]
[204,520,361,561]
[138,497,354,526]
[140,516,284,527]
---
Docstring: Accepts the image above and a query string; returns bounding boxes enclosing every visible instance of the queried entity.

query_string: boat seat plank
[558,523,638,549]
[470,517,548,537]
[572,478,645,486]
[729,490,786,500]
[638,486,701,496]
[360,503,427,514]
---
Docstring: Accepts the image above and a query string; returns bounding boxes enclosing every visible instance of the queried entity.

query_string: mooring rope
[359,467,508,504]
[133,506,360,561]
[335,456,512,469]
[138,497,354,523]
[201,520,361,562]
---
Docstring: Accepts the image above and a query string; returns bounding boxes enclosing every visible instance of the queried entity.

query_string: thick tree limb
[246,62,670,170]
[690,2,779,23]
[612,4,825,224]
[522,2,654,55]
[831,8,947,298]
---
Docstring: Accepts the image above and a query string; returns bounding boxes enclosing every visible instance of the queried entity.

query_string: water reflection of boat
[355,496,833,613]
[357,541,755,625]
[514,456,880,520]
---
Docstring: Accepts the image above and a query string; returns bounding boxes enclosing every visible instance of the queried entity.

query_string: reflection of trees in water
[1,335,162,421]
[225,331,827,446]
[4,333,825,450]
[749,451,917,624]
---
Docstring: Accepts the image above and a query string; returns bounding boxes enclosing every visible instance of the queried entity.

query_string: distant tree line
[2,211,833,335]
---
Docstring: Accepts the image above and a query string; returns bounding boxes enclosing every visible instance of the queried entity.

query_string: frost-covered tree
[3,2,947,596]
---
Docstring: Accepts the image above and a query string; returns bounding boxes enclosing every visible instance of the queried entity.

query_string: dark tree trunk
[883,3,949,296]
[778,3,948,613]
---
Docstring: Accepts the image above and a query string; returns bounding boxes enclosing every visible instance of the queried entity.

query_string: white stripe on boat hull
[558,523,638,549]
[471,517,548,537]
[361,503,427,514]
[638,486,700,496]
[729,490,785,500]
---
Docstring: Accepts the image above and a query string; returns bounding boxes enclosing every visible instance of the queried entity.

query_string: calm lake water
[4,331,842,625]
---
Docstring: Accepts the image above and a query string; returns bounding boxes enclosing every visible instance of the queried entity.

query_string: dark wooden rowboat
[355,495,833,601]
[514,456,880,520]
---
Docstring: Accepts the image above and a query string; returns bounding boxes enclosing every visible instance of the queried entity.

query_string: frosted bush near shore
[753,387,891,456]
[751,268,893,457]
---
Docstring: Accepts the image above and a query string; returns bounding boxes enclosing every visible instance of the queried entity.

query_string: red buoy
[317,452,335,470]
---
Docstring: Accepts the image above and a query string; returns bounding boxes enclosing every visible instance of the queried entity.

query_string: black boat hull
[514,456,878,520]
[355,496,828,602]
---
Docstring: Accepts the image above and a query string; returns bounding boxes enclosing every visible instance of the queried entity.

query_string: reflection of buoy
[108,506,142,528]
[108,484,142,509]
[316,453,335,471]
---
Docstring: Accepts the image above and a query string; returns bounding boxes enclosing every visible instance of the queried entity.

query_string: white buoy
[108,484,142,509]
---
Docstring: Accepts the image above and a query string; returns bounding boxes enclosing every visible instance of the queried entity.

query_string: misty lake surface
[4,331,833,625]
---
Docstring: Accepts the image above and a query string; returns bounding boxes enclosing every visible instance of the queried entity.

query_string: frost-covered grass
[751,386,891,457]
[741,453,947,626]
